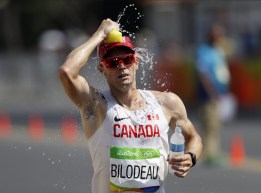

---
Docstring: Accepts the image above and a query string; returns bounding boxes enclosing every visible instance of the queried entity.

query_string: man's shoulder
[150,90,179,103]
[149,91,185,117]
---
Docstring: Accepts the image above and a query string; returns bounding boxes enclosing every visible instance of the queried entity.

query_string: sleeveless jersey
[87,89,170,193]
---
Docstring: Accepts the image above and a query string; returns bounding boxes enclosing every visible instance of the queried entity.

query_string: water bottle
[169,126,185,174]
[105,29,122,43]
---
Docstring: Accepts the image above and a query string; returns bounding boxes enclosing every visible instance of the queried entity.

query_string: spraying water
[135,48,154,65]
[117,4,144,40]
[117,4,157,89]
[116,4,174,91]
[134,47,155,89]
[88,4,154,91]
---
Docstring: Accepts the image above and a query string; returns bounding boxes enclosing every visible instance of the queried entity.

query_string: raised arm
[59,19,119,108]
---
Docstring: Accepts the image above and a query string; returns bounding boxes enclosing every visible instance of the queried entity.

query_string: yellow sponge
[105,29,122,43]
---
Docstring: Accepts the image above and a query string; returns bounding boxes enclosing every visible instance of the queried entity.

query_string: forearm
[185,132,203,161]
[166,93,203,160]
[61,30,105,78]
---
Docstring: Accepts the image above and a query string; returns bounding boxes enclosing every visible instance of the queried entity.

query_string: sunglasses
[101,54,135,69]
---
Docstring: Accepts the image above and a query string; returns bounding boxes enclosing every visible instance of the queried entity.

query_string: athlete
[59,18,203,193]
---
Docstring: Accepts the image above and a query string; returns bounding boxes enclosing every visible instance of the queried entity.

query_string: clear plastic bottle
[169,126,185,174]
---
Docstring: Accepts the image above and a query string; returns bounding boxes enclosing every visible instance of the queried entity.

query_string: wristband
[185,152,197,167]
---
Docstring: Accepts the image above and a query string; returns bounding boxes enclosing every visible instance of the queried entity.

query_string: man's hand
[96,18,120,39]
[167,154,192,178]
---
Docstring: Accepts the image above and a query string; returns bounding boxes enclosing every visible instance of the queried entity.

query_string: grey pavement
[0,116,261,193]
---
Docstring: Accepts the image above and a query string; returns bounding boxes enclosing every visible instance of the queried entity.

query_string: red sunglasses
[102,53,135,69]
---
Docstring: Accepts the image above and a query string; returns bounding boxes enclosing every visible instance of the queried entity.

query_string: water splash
[90,4,163,91]
[116,4,160,90]
[25,146,32,152]
[134,47,154,65]
[134,47,156,89]
[117,4,143,24]
[117,4,144,38]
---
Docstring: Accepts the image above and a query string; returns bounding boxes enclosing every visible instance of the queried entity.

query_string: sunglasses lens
[109,58,120,69]
[122,55,134,66]
[102,54,134,69]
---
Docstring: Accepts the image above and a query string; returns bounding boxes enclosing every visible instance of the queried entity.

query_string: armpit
[85,102,96,119]
[84,91,106,120]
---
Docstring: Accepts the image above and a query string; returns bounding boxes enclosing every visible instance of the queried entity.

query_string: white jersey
[87,89,170,193]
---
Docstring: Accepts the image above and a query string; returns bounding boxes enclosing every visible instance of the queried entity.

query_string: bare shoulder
[150,90,188,128]
[150,90,184,109]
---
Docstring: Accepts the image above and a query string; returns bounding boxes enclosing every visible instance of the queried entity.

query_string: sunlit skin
[98,47,144,111]
[99,50,138,94]
[59,18,203,179]
[103,63,136,92]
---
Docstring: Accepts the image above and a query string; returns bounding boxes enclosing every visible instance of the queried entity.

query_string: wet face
[99,47,138,90]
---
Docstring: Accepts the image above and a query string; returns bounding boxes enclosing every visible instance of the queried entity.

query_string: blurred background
[0,0,261,193]
[1,0,261,114]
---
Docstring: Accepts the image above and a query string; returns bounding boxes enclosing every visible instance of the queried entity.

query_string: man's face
[100,47,138,89]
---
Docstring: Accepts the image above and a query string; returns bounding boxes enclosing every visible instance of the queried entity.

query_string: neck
[111,88,146,110]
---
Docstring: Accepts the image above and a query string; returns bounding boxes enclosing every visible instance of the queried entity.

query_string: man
[59,18,202,193]
[196,24,230,166]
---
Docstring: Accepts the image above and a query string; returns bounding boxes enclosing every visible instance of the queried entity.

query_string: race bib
[110,146,161,192]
